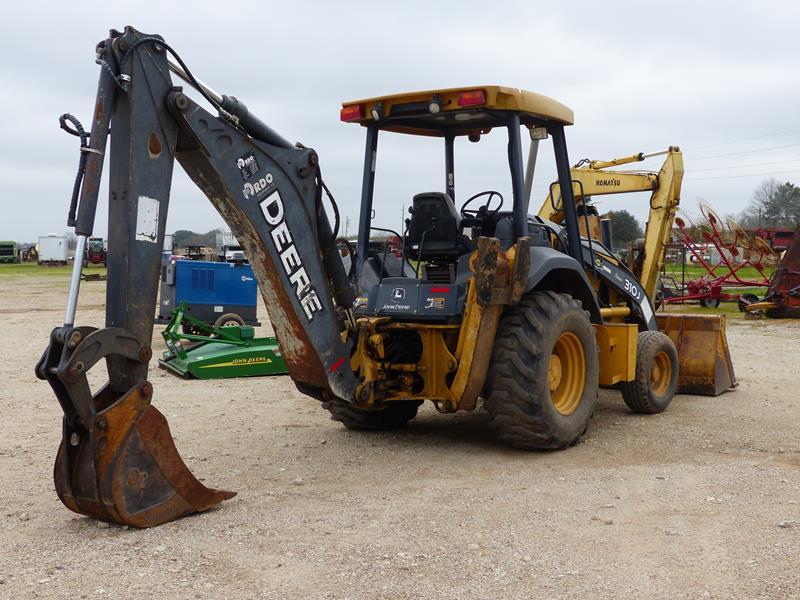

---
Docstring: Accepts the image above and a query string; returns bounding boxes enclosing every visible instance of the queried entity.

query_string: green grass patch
[662,301,743,318]
[659,261,774,320]
[0,263,107,278]
[662,263,774,282]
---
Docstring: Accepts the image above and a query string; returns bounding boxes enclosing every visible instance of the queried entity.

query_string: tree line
[600,177,800,248]
[738,179,800,228]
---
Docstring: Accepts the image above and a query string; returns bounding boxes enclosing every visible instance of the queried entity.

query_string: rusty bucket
[53,381,235,528]
[656,314,736,396]
[37,326,234,528]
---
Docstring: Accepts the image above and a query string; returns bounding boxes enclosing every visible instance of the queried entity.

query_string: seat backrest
[406,192,462,260]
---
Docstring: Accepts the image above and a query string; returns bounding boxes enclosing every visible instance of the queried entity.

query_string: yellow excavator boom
[538,147,683,299]
[537,147,735,396]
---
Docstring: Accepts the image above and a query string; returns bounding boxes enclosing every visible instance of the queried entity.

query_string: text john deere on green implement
[158,302,288,379]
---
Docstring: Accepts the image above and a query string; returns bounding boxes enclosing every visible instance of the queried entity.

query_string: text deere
[259,190,323,321]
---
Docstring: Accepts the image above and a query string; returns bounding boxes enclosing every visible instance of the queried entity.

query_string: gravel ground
[1,275,798,599]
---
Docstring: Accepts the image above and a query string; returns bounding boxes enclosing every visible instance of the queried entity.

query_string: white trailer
[215,231,246,263]
[215,231,239,252]
[38,234,68,265]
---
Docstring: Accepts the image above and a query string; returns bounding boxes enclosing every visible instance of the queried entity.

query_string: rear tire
[214,313,245,328]
[323,399,422,430]
[484,291,599,450]
[700,296,720,308]
[621,331,679,414]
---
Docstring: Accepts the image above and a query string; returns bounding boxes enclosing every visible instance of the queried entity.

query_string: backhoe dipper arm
[35,26,357,527]
[537,147,684,298]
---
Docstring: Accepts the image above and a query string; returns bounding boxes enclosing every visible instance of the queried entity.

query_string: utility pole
[344,216,350,238]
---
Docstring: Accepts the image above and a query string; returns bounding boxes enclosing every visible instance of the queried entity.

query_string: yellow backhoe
[537,147,736,396]
[36,26,736,528]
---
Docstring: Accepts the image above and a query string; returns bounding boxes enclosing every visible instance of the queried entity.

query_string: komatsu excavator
[36,26,725,528]
[537,149,736,397]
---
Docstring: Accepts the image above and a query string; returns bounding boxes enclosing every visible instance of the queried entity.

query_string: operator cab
[340,86,577,321]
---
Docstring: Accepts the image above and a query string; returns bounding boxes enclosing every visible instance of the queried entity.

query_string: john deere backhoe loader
[39,26,717,528]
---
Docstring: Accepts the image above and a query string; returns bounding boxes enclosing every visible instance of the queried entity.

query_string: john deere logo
[391,288,406,302]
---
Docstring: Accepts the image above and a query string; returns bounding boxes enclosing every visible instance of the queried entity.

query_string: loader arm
[36,26,358,527]
[537,147,684,298]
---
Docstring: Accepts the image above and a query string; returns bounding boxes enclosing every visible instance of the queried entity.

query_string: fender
[524,245,602,323]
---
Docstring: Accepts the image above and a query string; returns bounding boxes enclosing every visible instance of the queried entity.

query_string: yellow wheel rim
[650,350,672,396]
[549,332,586,416]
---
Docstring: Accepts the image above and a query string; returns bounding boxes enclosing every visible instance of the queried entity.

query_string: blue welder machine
[156,260,260,327]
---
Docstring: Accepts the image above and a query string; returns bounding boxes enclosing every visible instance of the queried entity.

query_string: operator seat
[405,192,465,261]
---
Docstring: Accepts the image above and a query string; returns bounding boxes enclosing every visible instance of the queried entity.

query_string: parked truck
[0,241,17,264]
[215,231,247,263]
[38,234,68,265]
[85,237,107,266]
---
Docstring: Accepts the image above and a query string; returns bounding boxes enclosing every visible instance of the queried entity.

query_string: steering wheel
[460,190,504,219]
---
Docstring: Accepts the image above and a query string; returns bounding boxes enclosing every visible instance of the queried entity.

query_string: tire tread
[620,330,678,414]
[484,291,598,450]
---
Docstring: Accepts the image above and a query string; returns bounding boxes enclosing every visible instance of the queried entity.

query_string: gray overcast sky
[1,1,798,242]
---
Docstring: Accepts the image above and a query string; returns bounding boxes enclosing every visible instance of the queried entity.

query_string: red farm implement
[659,202,777,310]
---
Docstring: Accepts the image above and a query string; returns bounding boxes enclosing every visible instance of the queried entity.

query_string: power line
[686,127,800,151]
[688,142,800,160]
[685,168,800,181]
[690,158,800,172]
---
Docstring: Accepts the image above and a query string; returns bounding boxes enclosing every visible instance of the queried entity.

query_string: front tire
[323,399,422,430]
[484,291,599,450]
[620,331,679,414]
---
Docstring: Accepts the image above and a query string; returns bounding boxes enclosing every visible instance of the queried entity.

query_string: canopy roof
[341,86,574,137]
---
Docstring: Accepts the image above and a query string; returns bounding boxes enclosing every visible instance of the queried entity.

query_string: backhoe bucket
[54,381,235,528]
[656,314,736,396]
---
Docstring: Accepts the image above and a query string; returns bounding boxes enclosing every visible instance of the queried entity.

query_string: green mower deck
[158,301,288,379]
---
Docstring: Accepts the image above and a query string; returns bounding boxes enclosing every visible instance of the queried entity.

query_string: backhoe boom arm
[36,26,358,527]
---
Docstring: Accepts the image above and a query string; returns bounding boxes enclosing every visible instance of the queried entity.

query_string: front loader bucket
[656,314,736,396]
[54,381,235,528]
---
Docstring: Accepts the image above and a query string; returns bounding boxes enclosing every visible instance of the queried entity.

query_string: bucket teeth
[54,381,234,528]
